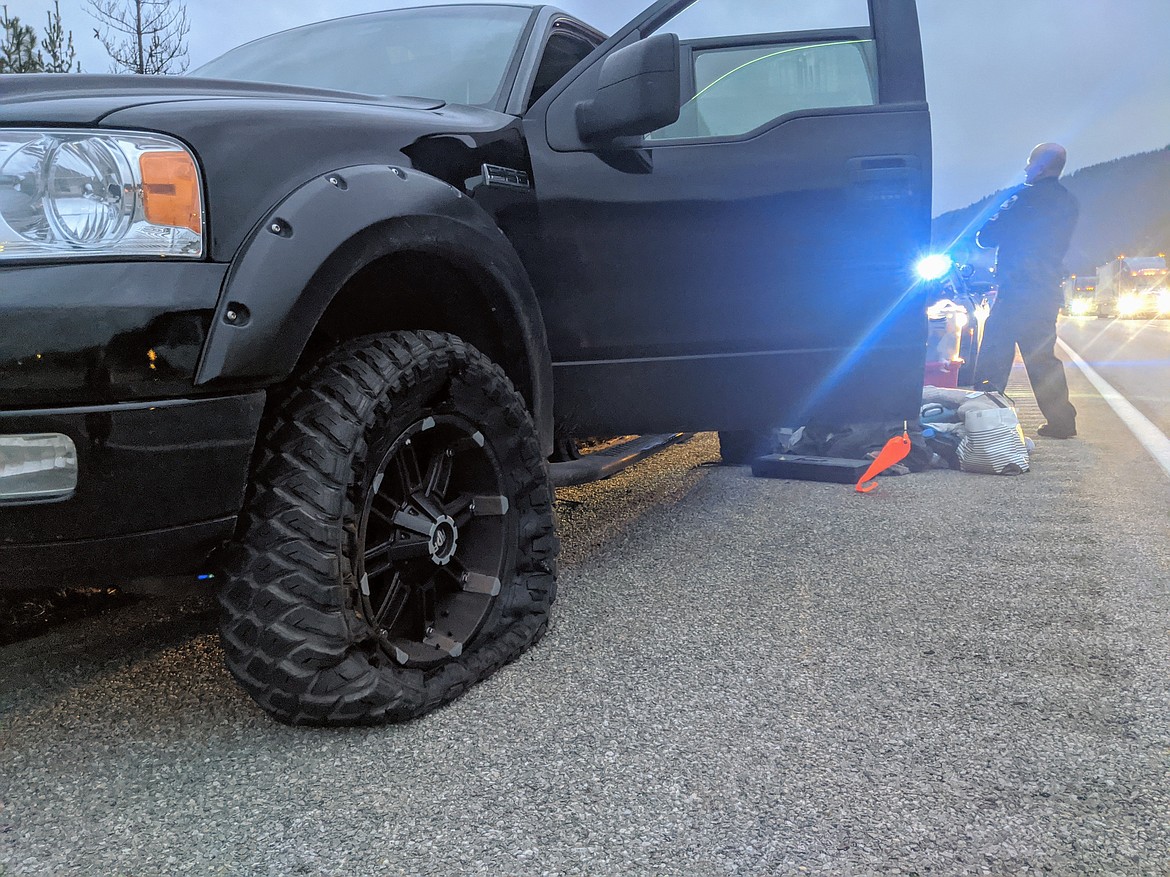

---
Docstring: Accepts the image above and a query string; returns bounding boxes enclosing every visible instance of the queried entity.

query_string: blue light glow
[916,254,954,281]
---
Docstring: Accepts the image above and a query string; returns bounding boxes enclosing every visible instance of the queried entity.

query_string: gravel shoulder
[2,367,1169,876]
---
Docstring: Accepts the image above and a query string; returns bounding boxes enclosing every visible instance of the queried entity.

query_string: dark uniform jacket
[977,177,1079,302]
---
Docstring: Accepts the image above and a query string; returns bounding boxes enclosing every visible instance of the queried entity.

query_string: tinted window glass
[662,0,870,39]
[642,0,875,142]
[651,40,876,140]
[194,6,532,107]
[528,31,599,110]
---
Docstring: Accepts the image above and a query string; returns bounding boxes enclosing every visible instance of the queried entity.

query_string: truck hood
[0,74,445,126]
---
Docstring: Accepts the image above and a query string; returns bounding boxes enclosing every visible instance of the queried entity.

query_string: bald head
[1025,143,1067,183]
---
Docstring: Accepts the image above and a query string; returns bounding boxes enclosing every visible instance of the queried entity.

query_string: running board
[550,434,693,488]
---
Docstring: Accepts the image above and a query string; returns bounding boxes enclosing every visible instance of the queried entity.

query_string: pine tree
[41,0,79,73]
[0,5,44,73]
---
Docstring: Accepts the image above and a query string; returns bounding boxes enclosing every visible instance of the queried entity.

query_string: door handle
[847,155,919,200]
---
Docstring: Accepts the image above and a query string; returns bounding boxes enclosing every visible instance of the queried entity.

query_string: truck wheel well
[296,249,529,408]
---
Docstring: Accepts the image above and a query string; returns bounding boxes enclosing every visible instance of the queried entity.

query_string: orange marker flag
[855,424,912,493]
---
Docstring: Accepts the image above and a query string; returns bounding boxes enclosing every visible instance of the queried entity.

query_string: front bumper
[0,392,264,589]
[0,260,230,408]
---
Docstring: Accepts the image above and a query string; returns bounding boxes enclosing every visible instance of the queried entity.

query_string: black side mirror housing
[575,32,681,144]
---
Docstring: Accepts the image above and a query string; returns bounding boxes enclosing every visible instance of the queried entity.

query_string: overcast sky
[6,0,1170,213]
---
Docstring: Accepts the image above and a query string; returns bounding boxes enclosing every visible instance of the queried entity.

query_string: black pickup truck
[0,0,931,724]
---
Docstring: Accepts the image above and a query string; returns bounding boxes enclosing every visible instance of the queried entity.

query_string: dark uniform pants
[973,292,1077,433]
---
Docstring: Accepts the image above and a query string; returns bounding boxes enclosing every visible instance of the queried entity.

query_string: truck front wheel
[219,331,558,725]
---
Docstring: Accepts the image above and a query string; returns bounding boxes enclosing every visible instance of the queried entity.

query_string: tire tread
[219,331,558,725]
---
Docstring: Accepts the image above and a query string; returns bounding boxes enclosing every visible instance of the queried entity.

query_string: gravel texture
[2,365,1169,876]
[0,589,137,647]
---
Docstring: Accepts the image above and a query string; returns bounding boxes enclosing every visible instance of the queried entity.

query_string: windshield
[192,5,534,107]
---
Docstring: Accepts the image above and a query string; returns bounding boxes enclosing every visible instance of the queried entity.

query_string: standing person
[973,142,1079,438]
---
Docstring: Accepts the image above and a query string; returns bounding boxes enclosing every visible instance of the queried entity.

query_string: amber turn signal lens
[139,151,202,235]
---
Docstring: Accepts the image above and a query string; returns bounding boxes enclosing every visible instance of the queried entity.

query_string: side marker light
[140,151,202,234]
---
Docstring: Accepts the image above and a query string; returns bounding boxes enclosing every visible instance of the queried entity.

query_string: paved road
[1060,316,1170,436]
[2,369,1170,875]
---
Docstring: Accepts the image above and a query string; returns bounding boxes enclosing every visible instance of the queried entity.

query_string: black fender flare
[195,164,553,452]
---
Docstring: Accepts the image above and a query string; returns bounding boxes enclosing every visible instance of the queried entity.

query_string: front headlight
[1117,293,1143,317]
[0,129,203,260]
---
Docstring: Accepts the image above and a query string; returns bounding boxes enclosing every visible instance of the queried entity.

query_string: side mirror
[575,32,681,144]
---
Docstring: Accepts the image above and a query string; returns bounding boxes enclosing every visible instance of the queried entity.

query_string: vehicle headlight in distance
[1117,293,1143,317]
[1069,297,1094,316]
[915,254,953,281]
[0,129,203,260]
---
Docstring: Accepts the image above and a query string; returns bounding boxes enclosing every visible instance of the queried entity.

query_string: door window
[655,0,870,39]
[527,27,602,110]
[646,0,876,141]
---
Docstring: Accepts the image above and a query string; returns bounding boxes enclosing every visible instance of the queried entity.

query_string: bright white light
[1118,294,1144,317]
[1069,297,1094,316]
[916,254,953,281]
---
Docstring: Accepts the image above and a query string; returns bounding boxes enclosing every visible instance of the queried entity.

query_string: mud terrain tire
[219,331,558,725]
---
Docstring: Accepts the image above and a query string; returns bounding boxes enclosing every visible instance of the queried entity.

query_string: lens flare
[1117,294,1144,317]
[916,254,953,281]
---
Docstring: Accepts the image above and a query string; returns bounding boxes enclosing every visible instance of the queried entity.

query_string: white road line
[1058,337,1170,479]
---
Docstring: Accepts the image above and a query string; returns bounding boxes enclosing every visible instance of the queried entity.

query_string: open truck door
[523,0,931,435]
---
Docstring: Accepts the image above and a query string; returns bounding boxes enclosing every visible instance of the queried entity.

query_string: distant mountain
[932,145,1170,276]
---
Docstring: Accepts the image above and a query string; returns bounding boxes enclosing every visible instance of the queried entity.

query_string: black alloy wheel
[220,331,558,726]
[356,413,511,668]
